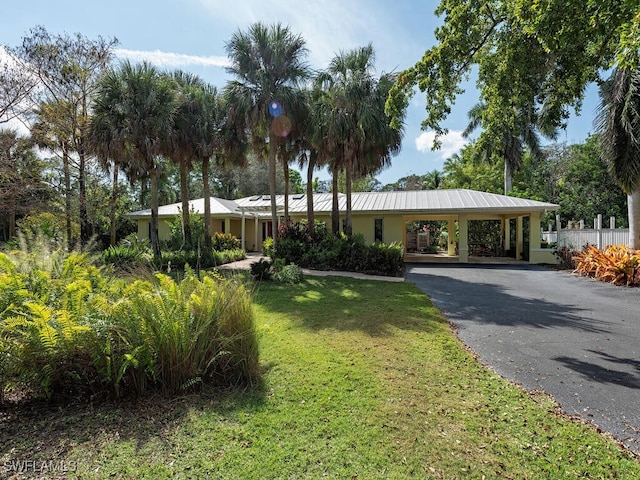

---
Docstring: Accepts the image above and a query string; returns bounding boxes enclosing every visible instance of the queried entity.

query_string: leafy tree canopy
[386,1,639,150]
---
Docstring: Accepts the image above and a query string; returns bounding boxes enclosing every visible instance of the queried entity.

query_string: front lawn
[1,277,638,479]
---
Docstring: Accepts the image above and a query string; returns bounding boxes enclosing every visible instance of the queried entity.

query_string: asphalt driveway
[406,263,640,453]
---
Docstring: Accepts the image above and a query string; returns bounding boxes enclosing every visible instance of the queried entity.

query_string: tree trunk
[62,146,73,251]
[149,163,161,262]
[306,151,316,236]
[504,160,512,195]
[202,156,212,252]
[268,134,279,241]
[79,148,89,243]
[283,156,290,227]
[109,161,119,246]
[345,163,353,236]
[179,158,192,250]
[331,163,340,234]
[628,184,640,250]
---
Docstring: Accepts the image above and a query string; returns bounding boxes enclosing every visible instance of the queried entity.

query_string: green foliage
[166,211,206,251]
[16,212,77,245]
[211,232,241,251]
[0,238,259,401]
[512,137,627,225]
[268,223,404,277]
[250,258,272,281]
[271,262,303,284]
[101,234,153,271]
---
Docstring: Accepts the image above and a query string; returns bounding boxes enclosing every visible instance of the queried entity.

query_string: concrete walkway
[406,263,640,453]
[216,253,404,282]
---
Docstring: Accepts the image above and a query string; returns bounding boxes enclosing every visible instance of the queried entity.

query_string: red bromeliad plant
[573,245,640,286]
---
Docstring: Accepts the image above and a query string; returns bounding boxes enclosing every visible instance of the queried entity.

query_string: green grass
[1,276,639,479]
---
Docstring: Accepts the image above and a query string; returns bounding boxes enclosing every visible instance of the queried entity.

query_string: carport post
[447,216,456,256]
[458,214,469,263]
[516,216,524,260]
[503,217,511,254]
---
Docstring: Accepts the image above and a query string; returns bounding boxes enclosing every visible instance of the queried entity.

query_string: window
[374,218,383,242]
[221,220,226,234]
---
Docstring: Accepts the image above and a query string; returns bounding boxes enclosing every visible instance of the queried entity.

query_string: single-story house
[127,189,559,264]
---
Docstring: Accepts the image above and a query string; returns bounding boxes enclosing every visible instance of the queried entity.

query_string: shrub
[0,241,260,402]
[554,246,579,270]
[211,232,241,251]
[272,263,303,284]
[250,258,272,281]
[573,245,640,286]
[268,223,404,277]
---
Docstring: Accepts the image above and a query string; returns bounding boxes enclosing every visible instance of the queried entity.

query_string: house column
[503,217,511,255]
[254,216,259,253]
[241,211,246,250]
[458,214,469,263]
[516,216,524,261]
[447,216,456,256]
[224,217,231,235]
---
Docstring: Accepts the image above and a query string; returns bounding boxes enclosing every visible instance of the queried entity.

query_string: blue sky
[2,0,599,186]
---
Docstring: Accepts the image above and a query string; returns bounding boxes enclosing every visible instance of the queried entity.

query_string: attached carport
[389,190,559,264]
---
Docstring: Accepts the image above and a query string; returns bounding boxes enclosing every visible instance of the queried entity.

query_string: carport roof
[128,189,558,218]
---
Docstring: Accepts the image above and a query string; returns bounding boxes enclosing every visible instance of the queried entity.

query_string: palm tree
[170,70,207,250]
[224,22,310,241]
[464,102,557,194]
[595,67,640,249]
[90,61,176,260]
[324,45,404,235]
[178,81,246,251]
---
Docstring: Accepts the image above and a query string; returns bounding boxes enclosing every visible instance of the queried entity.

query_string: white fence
[542,214,630,249]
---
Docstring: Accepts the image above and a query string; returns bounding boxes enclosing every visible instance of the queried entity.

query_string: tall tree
[31,100,76,249]
[90,61,176,260]
[225,22,310,241]
[464,102,557,194]
[324,45,404,235]
[14,26,117,243]
[169,71,206,250]
[0,129,50,239]
[178,81,245,251]
[595,67,640,249]
[386,1,639,162]
[0,46,38,124]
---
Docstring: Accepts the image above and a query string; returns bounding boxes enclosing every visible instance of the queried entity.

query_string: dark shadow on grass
[252,276,443,337]
[405,263,612,333]
[0,381,267,471]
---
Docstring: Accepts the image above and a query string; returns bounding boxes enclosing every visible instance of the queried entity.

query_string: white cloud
[114,48,231,68]
[415,130,466,159]
[195,0,385,68]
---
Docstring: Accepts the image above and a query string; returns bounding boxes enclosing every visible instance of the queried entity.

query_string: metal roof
[128,196,242,218]
[129,189,558,218]
[235,190,558,214]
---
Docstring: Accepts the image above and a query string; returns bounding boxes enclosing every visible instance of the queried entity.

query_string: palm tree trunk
[345,164,353,236]
[306,151,316,236]
[331,163,340,234]
[202,156,212,251]
[628,184,640,250]
[268,135,279,241]
[149,162,161,261]
[504,160,512,195]
[179,158,192,250]
[109,161,119,246]
[283,154,290,227]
